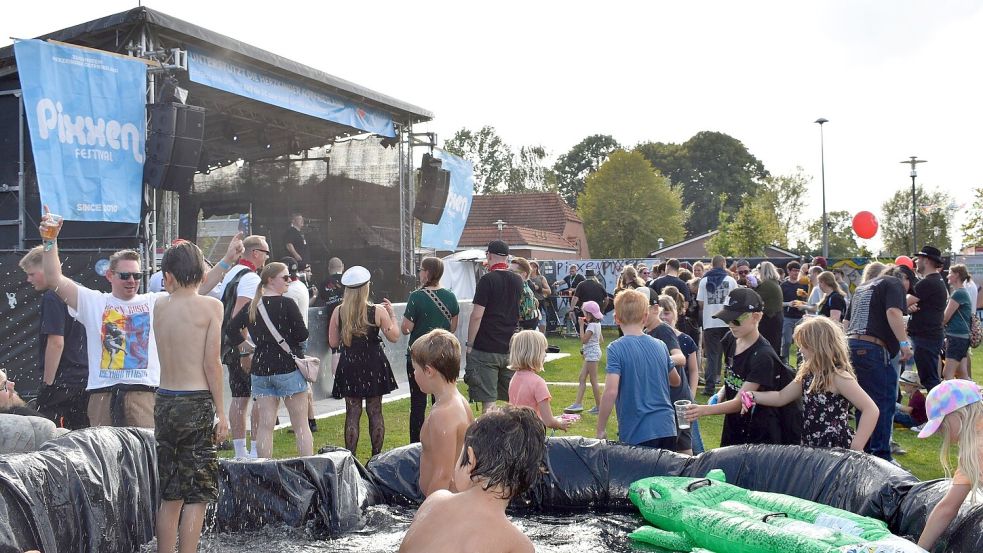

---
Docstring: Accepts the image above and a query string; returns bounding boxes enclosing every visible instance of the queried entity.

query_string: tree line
[443,126,964,258]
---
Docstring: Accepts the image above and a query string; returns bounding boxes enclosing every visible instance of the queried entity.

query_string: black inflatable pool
[0,428,980,552]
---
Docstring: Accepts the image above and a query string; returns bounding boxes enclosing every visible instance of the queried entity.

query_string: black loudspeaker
[143,103,205,193]
[413,153,451,224]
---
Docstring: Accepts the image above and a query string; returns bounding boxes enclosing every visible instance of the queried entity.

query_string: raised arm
[39,212,79,310]
[198,232,244,295]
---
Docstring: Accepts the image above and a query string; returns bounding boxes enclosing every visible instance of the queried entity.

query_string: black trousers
[406,356,434,443]
[37,384,89,430]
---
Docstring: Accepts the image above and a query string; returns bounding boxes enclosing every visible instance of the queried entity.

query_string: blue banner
[187,48,395,138]
[420,150,474,250]
[14,40,146,223]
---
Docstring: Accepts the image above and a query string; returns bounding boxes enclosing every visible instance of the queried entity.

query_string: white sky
[3,0,981,252]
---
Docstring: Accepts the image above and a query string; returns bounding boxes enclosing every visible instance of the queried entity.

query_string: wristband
[899,340,911,348]
[43,240,56,252]
[218,259,232,271]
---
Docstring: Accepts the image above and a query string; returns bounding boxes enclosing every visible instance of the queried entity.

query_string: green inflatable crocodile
[628,470,925,553]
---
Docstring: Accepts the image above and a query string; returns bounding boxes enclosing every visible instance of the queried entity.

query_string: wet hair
[109,249,141,272]
[419,256,444,287]
[160,241,205,287]
[940,400,983,503]
[614,289,648,326]
[786,261,801,272]
[410,328,461,383]
[792,316,855,394]
[249,262,287,323]
[459,405,546,500]
[509,330,547,373]
[18,245,43,270]
[862,262,887,283]
[511,256,532,278]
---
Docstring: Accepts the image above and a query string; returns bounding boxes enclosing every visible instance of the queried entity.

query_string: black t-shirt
[845,276,907,356]
[226,296,309,376]
[908,272,948,340]
[651,275,693,303]
[473,269,523,354]
[283,226,309,263]
[563,273,586,292]
[574,279,607,307]
[317,274,345,317]
[780,280,809,319]
[719,334,790,447]
[38,290,88,387]
[647,323,681,352]
[818,291,847,319]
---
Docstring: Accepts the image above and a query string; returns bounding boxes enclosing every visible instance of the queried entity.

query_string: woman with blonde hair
[816,271,847,323]
[226,262,311,458]
[329,266,400,455]
[615,265,646,296]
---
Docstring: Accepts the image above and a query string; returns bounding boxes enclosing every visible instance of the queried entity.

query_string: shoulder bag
[960,305,983,349]
[258,301,321,382]
[422,288,454,325]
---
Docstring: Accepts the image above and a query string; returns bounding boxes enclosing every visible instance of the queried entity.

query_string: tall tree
[705,194,781,257]
[881,185,953,255]
[637,131,769,237]
[553,134,622,207]
[443,126,515,194]
[760,168,810,248]
[511,145,555,192]
[578,150,684,258]
[797,210,862,258]
[961,187,983,248]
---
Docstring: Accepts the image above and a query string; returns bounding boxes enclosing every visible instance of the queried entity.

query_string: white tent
[440,249,486,301]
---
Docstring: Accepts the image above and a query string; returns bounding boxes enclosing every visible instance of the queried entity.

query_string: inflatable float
[628,469,924,552]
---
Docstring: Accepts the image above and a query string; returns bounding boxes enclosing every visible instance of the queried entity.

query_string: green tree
[961,187,983,248]
[554,134,622,207]
[798,210,862,258]
[443,126,515,194]
[760,168,810,248]
[511,145,555,192]
[637,131,769,237]
[578,151,684,258]
[705,194,782,257]
[881,185,952,255]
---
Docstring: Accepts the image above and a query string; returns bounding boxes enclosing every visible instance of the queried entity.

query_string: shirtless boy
[152,241,229,553]
[410,328,474,496]
[399,405,545,553]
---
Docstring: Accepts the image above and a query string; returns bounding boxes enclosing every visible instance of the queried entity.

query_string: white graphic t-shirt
[697,274,738,329]
[70,287,168,391]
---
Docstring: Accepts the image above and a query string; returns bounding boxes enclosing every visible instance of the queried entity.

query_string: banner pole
[17,91,25,250]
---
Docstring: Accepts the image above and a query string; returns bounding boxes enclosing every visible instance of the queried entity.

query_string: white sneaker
[911,424,924,432]
[564,403,584,414]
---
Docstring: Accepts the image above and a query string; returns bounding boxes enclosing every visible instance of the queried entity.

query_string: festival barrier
[0,430,981,552]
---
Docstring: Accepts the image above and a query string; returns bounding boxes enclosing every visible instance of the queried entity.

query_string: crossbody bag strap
[258,301,295,358]
[422,288,453,324]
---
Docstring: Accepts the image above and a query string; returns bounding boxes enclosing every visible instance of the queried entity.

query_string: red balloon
[895,255,914,269]
[852,211,878,239]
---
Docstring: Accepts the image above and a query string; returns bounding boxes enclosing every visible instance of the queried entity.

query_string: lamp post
[814,118,829,258]
[494,219,506,240]
[900,156,926,253]
[658,237,665,251]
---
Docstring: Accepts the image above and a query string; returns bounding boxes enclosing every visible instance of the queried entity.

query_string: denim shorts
[946,336,970,361]
[251,369,308,398]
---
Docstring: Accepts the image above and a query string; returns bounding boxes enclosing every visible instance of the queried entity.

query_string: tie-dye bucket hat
[918,379,983,438]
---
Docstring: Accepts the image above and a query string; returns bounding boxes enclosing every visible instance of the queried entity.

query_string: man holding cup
[38,210,244,428]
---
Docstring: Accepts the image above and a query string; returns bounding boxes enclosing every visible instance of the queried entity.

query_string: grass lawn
[238,328,980,482]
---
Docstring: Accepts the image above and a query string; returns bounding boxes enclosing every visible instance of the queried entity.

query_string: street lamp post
[814,118,829,258]
[494,219,507,240]
[900,156,926,253]
[658,237,665,251]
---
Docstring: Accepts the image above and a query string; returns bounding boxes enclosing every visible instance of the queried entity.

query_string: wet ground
[145,506,658,552]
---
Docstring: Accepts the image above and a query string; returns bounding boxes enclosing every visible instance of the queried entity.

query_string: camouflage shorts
[154,390,218,503]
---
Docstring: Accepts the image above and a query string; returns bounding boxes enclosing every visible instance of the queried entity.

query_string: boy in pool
[399,405,545,553]
[411,328,474,496]
[152,241,229,553]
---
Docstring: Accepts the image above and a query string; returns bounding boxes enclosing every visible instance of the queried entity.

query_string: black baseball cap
[712,288,764,323]
[486,240,510,256]
[280,256,299,276]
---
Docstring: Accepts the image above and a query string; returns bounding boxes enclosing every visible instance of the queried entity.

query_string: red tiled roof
[464,192,581,236]
[458,225,577,251]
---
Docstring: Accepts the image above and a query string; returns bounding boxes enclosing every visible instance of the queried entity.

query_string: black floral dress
[331,305,398,399]
[800,374,853,448]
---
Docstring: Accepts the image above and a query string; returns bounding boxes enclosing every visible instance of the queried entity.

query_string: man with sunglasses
[38,212,244,428]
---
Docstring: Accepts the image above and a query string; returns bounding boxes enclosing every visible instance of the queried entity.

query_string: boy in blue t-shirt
[596,289,681,448]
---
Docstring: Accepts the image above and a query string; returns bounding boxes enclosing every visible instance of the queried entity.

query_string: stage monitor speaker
[413,153,451,224]
[144,103,205,193]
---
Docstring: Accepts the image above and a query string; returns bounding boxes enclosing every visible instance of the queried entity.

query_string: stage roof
[0,7,433,168]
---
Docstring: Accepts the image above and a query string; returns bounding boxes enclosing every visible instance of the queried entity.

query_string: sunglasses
[115,272,140,281]
[727,313,752,327]
[253,249,271,256]
[737,270,750,276]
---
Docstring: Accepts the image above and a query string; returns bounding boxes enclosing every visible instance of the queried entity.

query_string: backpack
[969,313,983,349]
[220,266,251,363]
[519,281,540,322]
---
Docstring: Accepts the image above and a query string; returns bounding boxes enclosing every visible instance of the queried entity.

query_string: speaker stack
[413,153,451,224]
[143,103,205,193]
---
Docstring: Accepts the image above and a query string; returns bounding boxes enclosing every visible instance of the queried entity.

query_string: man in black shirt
[844,274,912,461]
[283,213,309,267]
[572,270,608,312]
[779,261,809,364]
[465,240,523,413]
[19,246,89,429]
[908,245,948,392]
[555,264,585,293]
[650,258,693,303]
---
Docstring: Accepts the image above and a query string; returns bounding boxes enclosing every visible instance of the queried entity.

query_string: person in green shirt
[401,257,460,443]
[942,264,973,380]
[754,261,784,353]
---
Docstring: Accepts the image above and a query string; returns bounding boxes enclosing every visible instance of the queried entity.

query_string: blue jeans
[894,410,918,428]
[850,339,896,461]
[781,316,803,364]
[911,335,944,392]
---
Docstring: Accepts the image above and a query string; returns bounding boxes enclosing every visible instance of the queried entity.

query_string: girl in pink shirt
[508,330,570,431]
